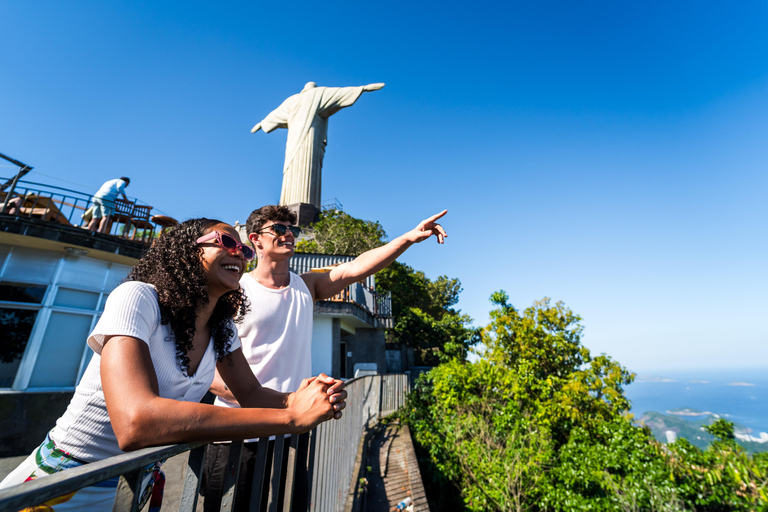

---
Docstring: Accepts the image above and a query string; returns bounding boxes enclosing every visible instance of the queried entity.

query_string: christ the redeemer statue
[251,82,385,208]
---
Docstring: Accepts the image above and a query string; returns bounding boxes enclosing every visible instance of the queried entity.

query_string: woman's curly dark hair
[126,218,249,373]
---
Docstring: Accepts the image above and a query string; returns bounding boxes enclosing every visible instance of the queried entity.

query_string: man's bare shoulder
[299,271,326,302]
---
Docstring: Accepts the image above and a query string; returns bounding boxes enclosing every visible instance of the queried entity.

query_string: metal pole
[0,152,33,213]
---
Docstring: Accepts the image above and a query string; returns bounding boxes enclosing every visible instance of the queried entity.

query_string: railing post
[179,444,207,512]
[306,428,317,512]
[266,434,286,512]
[113,468,144,512]
[0,159,31,213]
[220,440,244,512]
[281,434,299,512]
[248,438,270,512]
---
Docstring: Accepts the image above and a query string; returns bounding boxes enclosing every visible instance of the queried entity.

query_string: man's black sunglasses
[257,224,302,237]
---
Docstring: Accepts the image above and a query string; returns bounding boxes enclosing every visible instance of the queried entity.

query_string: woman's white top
[51,281,240,462]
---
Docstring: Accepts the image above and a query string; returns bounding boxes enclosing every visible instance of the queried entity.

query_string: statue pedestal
[285,203,320,227]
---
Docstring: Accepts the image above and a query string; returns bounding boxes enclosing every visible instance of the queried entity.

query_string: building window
[28,312,95,388]
[0,308,39,387]
[0,245,131,391]
[0,282,47,304]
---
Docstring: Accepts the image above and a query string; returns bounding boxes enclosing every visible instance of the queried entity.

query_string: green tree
[705,418,736,442]
[377,261,479,363]
[405,293,681,511]
[664,425,768,510]
[481,293,634,443]
[294,208,386,256]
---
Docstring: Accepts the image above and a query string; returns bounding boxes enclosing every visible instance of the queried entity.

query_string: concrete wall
[385,349,402,373]
[331,319,342,378]
[385,344,416,373]
[0,392,73,456]
[345,328,386,378]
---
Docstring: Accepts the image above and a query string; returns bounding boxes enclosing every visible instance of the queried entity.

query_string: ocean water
[624,367,768,435]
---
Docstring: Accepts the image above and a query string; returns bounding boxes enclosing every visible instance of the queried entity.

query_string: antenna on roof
[0,151,33,212]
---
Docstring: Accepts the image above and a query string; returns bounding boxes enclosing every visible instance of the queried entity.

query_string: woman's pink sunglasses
[196,231,255,261]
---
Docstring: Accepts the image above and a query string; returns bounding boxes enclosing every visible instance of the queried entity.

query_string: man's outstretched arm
[303,210,447,302]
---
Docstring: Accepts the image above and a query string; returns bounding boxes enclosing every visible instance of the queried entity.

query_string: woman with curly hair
[0,218,346,511]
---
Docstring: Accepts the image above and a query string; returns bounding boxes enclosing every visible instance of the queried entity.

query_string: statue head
[302,82,317,92]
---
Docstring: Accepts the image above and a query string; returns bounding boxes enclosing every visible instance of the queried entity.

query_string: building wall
[345,328,387,377]
[312,316,389,379]
[385,344,415,373]
[0,391,73,457]
[331,319,341,378]
[0,236,135,455]
[311,317,334,376]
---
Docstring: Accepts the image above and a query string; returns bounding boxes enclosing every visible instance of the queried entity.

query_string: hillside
[638,408,768,453]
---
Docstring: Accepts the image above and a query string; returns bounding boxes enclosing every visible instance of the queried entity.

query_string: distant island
[666,407,717,417]
[638,409,768,453]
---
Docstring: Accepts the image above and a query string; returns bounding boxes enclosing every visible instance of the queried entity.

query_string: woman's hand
[326,377,347,420]
[287,374,347,432]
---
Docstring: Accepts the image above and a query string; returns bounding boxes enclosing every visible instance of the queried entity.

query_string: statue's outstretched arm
[363,83,385,92]
[252,95,295,133]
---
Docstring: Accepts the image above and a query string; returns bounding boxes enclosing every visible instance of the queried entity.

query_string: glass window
[0,308,38,387]
[54,288,99,310]
[28,312,92,388]
[59,257,109,289]
[0,282,47,304]
[1,247,58,283]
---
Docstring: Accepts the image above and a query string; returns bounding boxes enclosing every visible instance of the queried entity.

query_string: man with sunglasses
[202,205,447,511]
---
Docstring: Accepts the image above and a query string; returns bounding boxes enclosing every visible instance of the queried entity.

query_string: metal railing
[0,177,162,242]
[326,283,392,318]
[289,254,392,320]
[0,373,412,512]
[0,178,93,225]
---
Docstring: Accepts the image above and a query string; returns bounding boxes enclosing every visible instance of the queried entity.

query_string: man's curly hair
[126,218,248,373]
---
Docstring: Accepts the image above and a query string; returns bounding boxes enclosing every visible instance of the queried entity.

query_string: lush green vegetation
[376,261,479,364]
[294,208,386,256]
[405,292,768,511]
[295,209,478,364]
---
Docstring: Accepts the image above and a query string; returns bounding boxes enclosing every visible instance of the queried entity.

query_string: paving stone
[363,422,429,512]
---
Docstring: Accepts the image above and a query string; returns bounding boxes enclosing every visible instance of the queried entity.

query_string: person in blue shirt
[87,177,130,233]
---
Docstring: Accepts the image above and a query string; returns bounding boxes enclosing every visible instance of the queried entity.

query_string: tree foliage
[294,208,386,256]
[377,261,479,362]
[405,292,768,511]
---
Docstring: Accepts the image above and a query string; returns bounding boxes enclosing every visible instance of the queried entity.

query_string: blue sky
[2,1,766,372]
